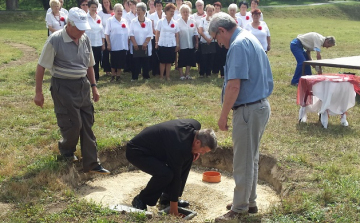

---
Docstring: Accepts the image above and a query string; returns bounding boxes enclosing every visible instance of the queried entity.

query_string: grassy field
[1,2,360,222]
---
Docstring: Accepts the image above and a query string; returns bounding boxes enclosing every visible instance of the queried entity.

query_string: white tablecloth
[299,81,356,128]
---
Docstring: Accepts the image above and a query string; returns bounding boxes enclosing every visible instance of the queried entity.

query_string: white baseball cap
[68,7,90,31]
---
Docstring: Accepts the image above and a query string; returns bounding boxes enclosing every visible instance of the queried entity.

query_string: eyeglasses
[213,31,219,41]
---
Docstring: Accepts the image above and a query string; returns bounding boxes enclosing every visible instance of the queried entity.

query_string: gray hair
[114,3,124,11]
[49,0,60,7]
[228,3,238,12]
[136,2,147,12]
[179,4,190,13]
[195,129,217,151]
[208,12,237,34]
[66,18,75,26]
[325,36,336,45]
[195,0,204,6]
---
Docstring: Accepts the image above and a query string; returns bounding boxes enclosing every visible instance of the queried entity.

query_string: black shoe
[88,165,110,174]
[291,82,298,87]
[62,153,78,163]
[159,196,190,208]
[132,195,147,210]
[248,206,258,214]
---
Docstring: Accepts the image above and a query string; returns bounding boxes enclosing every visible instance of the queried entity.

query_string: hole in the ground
[62,146,285,221]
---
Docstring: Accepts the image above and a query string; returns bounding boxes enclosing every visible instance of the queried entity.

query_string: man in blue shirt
[208,12,273,221]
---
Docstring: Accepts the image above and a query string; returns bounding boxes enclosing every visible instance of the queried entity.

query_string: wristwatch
[91,83,97,87]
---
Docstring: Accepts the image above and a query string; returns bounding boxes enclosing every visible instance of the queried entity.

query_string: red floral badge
[203,14,206,17]
[60,17,65,21]
[236,20,238,24]
[122,23,126,28]
[170,24,175,28]
[97,19,101,24]
[190,23,194,27]
[258,26,262,30]
[141,23,146,28]
[246,16,249,20]
[111,12,114,16]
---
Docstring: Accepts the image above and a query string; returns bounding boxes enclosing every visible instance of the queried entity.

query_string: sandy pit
[77,168,280,222]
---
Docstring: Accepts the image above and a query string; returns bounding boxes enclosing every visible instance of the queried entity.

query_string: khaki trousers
[50,77,99,172]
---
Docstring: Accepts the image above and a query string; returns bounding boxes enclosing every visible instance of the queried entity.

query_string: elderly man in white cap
[34,7,110,174]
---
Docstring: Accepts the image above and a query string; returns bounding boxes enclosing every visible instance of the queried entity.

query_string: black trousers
[102,40,111,73]
[124,50,132,72]
[151,38,160,76]
[132,56,150,80]
[92,46,102,81]
[200,52,215,76]
[126,146,192,206]
[213,44,227,76]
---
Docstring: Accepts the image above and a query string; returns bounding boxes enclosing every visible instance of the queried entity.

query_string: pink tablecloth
[297,74,360,107]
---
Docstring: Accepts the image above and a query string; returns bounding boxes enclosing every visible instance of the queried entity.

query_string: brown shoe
[215,210,247,222]
[226,203,258,213]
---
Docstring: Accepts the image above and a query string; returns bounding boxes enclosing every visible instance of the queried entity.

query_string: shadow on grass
[296,121,355,138]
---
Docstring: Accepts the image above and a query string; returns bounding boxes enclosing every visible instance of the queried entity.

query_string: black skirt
[178,48,196,68]
[158,46,176,64]
[110,50,127,69]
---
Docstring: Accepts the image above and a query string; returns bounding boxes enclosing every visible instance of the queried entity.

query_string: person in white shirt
[173,0,183,20]
[250,0,263,21]
[245,9,270,53]
[177,4,198,80]
[212,1,227,78]
[79,0,89,13]
[86,0,105,82]
[149,0,165,76]
[98,0,113,76]
[228,4,242,28]
[123,0,130,13]
[192,0,206,70]
[129,2,153,81]
[146,0,156,18]
[237,1,252,28]
[198,4,215,77]
[155,3,180,81]
[124,0,138,73]
[46,0,68,15]
[105,3,129,82]
[46,0,67,36]
[184,1,192,12]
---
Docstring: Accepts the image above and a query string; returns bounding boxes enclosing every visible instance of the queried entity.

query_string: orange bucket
[202,171,221,183]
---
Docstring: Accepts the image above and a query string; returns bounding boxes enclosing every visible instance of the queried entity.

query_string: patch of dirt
[0,202,13,218]
[77,169,280,222]
[0,42,38,70]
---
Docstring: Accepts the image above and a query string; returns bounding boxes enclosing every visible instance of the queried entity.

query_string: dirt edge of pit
[60,146,286,198]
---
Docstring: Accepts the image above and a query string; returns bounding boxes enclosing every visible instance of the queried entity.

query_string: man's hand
[218,115,229,131]
[92,87,100,102]
[193,153,200,162]
[34,92,44,108]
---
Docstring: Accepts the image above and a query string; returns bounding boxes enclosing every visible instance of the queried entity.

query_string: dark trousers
[151,38,160,76]
[92,46,102,82]
[124,50,132,72]
[102,40,111,73]
[213,44,227,77]
[290,38,312,84]
[50,77,100,172]
[132,56,150,80]
[126,146,192,206]
[200,52,215,76]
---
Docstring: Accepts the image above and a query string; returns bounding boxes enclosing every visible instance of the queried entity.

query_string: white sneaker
[340,114,349,127]
[180,76,186,80]
[186,75,192,80]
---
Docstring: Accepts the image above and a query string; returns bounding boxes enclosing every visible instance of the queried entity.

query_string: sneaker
[132,195,147,210]
[88,165,110,175]
[180,76,186,80]
[131,79,138,82]
[185,75,192,80]
[291,82,298,87]
[61,153,78,163]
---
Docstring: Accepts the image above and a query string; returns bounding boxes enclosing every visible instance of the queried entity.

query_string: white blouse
[47,7,68,15]
[198,17,213,43]
[97,10,113,31]
[191,12,207,29]
[124,11,137,24]
[177,17,198,50]
[104,16,129,51]
[86,13,105,47]
[236,12,252,29]
[235,17,243,28]
[149,11,165,36]
[129,17,153,56]
[173,9,181,20]
[244,21,270,51]
[46,11,67,35]
[156,18,180,47]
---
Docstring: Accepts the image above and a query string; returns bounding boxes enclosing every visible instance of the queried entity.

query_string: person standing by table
[34,7,110,174]
[290,32,336,86]
[208,12,273,221]
[127,119,217,215]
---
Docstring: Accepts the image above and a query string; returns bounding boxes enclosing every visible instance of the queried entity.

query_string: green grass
[1,2,360,222]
